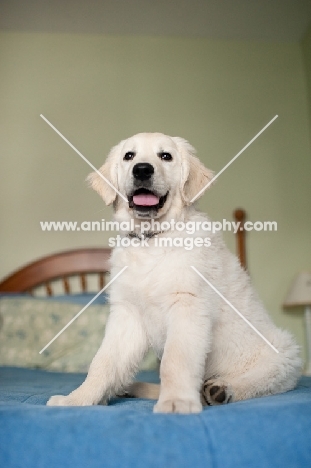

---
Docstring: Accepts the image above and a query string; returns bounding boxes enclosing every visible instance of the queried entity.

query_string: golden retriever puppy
[47,133,301,413]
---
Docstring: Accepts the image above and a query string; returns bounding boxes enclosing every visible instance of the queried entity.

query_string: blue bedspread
[0,367,310,468]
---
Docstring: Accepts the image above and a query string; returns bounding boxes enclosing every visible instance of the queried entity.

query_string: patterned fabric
[0,297,158,372]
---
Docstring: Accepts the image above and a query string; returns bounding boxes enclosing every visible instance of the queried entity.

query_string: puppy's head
[87,133,214,219]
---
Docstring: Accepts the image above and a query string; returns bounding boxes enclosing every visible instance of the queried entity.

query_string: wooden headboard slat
[45,282,53,296]
[80,274,87,292]
[99,272,105,290]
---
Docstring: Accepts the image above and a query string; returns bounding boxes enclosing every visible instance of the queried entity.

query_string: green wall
[1,32,310,363]
[302,22,311,135]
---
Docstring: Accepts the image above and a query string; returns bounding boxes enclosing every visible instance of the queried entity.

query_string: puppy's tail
[126,382,160,400]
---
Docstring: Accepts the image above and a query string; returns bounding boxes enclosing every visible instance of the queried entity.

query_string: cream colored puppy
[47,133,301,413]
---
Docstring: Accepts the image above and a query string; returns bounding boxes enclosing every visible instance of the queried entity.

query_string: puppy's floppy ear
[86,141,124,206]
[172,137,214,205]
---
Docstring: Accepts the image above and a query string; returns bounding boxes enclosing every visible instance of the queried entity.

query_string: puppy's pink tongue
[133,194,159,206]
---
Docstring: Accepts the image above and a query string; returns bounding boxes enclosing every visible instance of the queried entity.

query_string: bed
[0,209,310,468]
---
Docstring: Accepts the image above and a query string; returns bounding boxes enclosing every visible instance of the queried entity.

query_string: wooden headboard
[0,248,111,295]
[0,209,247,295]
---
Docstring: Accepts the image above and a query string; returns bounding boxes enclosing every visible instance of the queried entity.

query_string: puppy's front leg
[154,297,212,414]
[47,303,148,406]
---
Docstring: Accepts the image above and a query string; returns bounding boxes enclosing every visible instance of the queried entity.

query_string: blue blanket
[0,367,310,468]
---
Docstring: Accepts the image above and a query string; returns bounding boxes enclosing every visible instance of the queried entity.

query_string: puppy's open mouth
[128,188,168,210]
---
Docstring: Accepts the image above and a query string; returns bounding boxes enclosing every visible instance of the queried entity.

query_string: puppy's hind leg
[125,382,160,400]
[203,332,302,405]
[202,378,234,406]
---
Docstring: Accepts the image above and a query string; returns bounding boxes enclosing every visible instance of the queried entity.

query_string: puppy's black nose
[133,163,154,181]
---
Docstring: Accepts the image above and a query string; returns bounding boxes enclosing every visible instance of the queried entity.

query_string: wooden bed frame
[0,209,247,296]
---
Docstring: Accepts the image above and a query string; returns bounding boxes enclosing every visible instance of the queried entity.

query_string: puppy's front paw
[154,398,202,414]
[47,395,74,406]
[46,392,97,406]
[202,379,234,406]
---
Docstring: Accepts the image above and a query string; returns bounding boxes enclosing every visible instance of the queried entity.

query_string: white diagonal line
[191,266,279,353]
[190,115,278,203]
[39,266,128,354]
[40,114,128,202]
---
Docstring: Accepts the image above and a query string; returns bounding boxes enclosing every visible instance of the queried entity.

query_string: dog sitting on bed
[47,133,301,413]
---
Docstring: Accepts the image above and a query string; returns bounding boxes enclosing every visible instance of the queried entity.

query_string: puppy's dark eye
[159,152,172,161]
[124,152,135,161]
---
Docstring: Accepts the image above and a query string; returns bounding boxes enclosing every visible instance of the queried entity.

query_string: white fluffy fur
[47,133,301,413]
